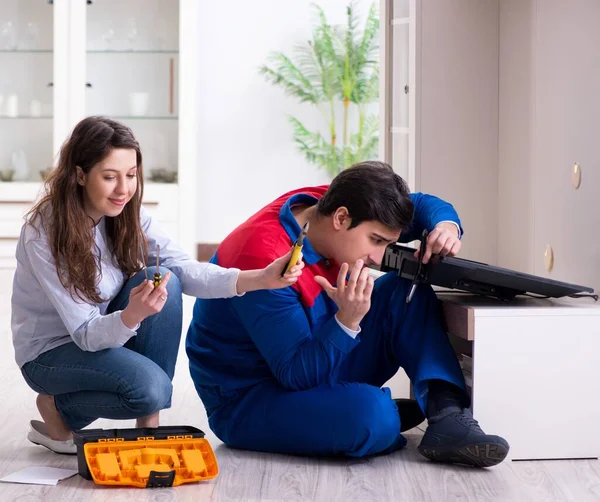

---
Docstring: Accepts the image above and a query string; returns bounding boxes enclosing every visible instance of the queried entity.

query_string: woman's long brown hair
[27,116,147,303]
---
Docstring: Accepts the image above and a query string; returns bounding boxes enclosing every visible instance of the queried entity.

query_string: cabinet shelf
[0,116,53,120]
[87,50,178,54]
[110,116,178,120]
[0,49,53,54]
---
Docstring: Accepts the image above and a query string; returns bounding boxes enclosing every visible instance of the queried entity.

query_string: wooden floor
[1,269,599,501]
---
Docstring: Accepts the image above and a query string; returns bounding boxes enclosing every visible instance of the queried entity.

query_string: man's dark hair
[316,161,414,231]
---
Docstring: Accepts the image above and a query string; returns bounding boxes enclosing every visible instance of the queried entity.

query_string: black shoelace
[453,410,484,433]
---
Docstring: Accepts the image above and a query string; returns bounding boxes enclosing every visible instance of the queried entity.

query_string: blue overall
[186,187,466,457]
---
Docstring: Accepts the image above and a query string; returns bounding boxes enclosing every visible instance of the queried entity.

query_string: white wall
[195,1,373,242]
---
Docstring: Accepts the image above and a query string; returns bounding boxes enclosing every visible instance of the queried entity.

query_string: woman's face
[77,148,138,223]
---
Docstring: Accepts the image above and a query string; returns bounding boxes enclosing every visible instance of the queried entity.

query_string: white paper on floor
[0,466,78,486]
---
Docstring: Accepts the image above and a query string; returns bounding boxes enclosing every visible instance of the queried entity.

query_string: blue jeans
[21,267,183,431]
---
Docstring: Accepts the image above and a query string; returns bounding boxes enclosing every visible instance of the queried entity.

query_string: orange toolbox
[73,426,218,488]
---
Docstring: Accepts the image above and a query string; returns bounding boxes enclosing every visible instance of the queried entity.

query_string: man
[186,161,509,467]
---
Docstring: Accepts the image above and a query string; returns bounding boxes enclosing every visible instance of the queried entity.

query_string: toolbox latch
[146,470,176,488]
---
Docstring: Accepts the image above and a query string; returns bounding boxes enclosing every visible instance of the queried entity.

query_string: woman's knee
[157,267,182,294]
[152,268,182,324]
[155,268,183,313]
[126,369,173,417]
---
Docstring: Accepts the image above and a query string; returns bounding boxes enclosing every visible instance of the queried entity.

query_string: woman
[11,116,303,454]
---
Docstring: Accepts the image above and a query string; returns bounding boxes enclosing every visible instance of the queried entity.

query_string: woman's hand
[314,259,374,331]
[121,272,171,329]
[236,249,304,294]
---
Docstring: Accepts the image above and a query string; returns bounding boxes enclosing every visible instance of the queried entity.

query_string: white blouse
[11,205,240,367]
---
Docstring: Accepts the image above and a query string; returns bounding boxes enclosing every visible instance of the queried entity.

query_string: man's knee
[371,273,439,320]
[341,384,400,457]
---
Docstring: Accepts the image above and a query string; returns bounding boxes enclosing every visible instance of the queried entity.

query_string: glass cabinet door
[0,0,54,182]
[85,0,179,184]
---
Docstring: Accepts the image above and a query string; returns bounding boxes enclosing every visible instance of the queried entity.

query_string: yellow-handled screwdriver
[153,244,162,288]
[281,221,309,277]
[141,241,149,281]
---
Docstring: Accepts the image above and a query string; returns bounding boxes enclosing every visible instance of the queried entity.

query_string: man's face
[327,209,400,269]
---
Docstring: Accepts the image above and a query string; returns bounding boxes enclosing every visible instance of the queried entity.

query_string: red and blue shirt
[185,186,461,413]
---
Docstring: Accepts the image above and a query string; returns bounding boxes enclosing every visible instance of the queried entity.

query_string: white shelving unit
[0,0,199,268]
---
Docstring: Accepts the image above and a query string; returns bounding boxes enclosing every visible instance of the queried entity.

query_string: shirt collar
[279,193,323,265]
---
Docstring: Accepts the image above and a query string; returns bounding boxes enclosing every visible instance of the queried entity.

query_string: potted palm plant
[259,1,379,177]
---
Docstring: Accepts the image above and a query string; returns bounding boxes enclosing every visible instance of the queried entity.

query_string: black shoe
[394,398,426,432]
[418,409,509,467]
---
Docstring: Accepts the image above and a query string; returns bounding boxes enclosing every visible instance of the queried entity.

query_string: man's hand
[415,222,461,264]
[314,259,374,331]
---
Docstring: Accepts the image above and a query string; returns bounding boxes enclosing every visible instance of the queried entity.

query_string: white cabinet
[441,293,600,460]
[0,0,200,268]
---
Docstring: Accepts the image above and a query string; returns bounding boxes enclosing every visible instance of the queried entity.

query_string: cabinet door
[84,0,180,185]
[0,0,56,182]
[81,0,182,244]
[533,0,600,291]
[390,12,411,185]
[380,0,416,190]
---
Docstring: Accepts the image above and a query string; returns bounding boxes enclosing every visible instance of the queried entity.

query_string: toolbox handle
[147,470,176,488]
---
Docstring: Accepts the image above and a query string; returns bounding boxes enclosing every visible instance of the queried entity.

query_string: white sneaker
[27,420,77,455]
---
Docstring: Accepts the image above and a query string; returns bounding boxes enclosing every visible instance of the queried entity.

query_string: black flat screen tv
[380,243,595,302]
